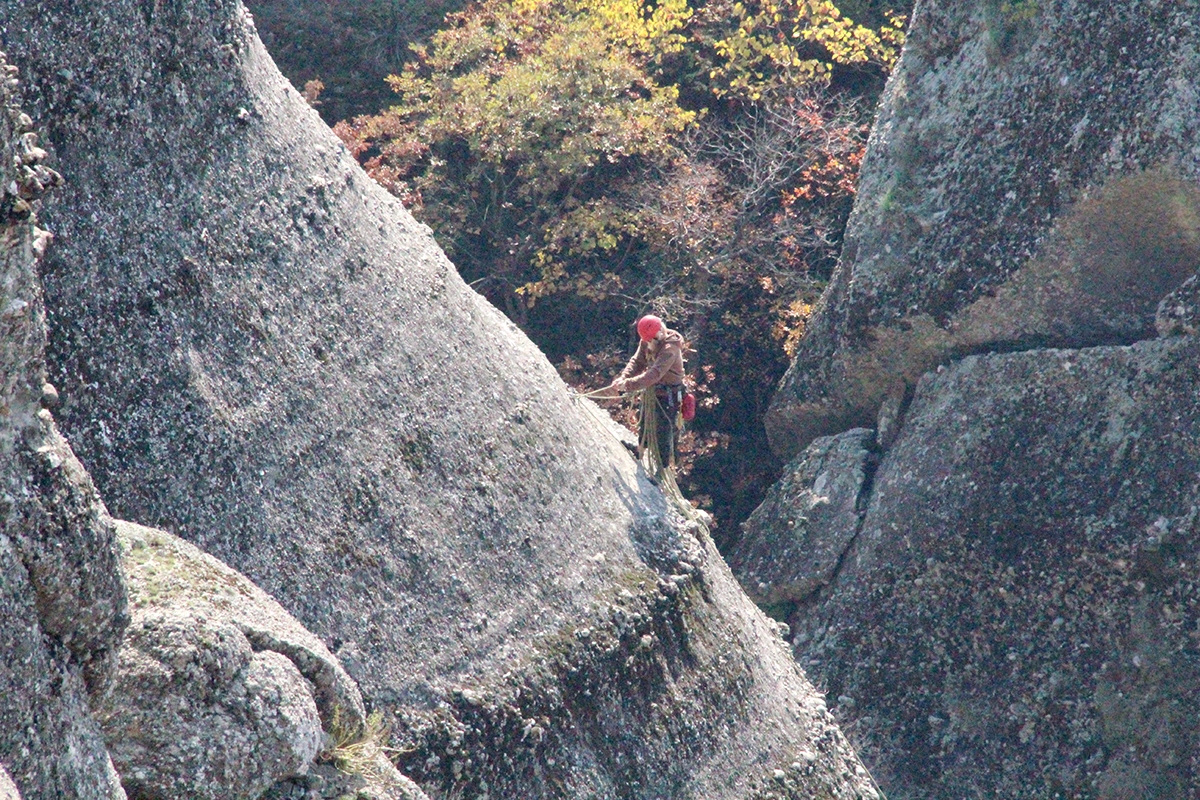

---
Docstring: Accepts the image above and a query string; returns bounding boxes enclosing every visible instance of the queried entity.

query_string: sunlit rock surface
[0,2,877,796]
[99,521,412,800]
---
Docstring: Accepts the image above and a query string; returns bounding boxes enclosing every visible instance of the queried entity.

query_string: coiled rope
[570,386,710,538]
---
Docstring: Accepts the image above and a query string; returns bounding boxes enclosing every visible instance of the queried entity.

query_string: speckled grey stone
[0,50,127,800]
[99,520,380,800]
[792,337,1200,799]
[768,0,1200,460]
[731,429,876,606]
[1156,274,1200,337]
[101,609,321,800]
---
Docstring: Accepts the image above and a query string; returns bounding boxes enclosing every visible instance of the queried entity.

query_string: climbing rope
[569,386,710,538]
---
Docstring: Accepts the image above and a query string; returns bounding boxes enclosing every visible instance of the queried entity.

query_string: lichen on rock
[99,520,420,800]
[731,428,876,607]
[791,337,1200,798]
[0,1,881,796]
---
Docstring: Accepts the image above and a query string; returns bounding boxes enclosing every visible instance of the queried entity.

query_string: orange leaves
[771,295,816,357]
[783,142,864,203]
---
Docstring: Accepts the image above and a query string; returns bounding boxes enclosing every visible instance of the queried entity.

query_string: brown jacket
[618,328,685,391]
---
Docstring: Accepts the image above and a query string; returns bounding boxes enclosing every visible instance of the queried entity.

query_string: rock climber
[608,314,686,470]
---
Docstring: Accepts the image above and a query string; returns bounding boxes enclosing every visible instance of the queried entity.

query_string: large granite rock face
[782,338,1200,798]
[0,53,128,800]
[0,3,877,797]
[767,0,1200,459]
[743,2,1200,796]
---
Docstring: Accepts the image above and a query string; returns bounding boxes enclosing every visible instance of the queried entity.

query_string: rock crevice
[0,1,880,796]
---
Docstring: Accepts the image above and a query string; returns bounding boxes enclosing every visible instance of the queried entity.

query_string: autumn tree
[246,0,465,122]
[336,0,695,321]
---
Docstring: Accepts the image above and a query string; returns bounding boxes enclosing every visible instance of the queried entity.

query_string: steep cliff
[781,340,1200,798]
[0,51,128,800]
[739,1,1200,797]
[767,0,1200,459]
[0,2,876,797]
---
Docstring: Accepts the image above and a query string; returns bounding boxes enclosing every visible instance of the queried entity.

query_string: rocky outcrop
[0,51,128,800]
[730,429,876,607]
[1,44,423,800]
[762,338,1200,798]
[0,2,877,797]
[744,3,1200,795]
[767,0,1200,460]
[99,520,417,800]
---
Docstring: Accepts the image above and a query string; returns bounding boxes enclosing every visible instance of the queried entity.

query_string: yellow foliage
[580,0,692,56]
[708,0,905,99]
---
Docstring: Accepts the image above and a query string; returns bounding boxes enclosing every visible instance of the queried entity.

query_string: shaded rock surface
[0,51,127,800]
[786,338,1200,798]
[767,0,1200,459]
[746,2,1200,797]
[264,758,430,800]
[731,429,875,607]
[0,2,876,797]
[100,520,390,800]
[1156,273,1200,337]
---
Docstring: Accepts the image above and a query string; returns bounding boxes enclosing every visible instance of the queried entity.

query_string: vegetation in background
[246,0,466,122]
[257,0,908,545]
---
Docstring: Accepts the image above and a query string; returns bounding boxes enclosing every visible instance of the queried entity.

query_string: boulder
[99,520,384,800]
[731,429,876,606]
[788,337,1200,798]
[103,611,322,800]
[0,2,878,796]
[767,0,1200,460]
[0,51,128,800]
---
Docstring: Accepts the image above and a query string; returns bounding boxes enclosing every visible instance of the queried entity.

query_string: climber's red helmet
[637,315,663,342]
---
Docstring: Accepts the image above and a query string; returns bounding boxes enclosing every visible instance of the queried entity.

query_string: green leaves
[334,0,902,322]
[336,0,694,295]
